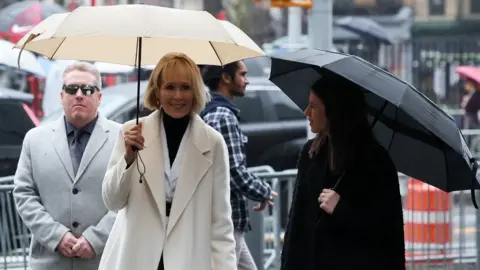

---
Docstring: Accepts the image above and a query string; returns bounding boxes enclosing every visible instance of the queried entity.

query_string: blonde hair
[63,61,102,90]
[144,52,210,114]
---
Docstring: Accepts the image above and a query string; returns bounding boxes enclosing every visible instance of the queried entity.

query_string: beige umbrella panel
[17,36,263,66]
[14,4,265,125]
[15,5,264,66]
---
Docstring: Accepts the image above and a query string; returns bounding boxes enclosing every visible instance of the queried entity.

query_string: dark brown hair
[201,61,240,91]
[309,74,372,174]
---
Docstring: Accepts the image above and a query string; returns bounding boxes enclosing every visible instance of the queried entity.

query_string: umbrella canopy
[334,16,394,45]
[15,4,264,125]
[0,39,45,76]
[269,49,478,195]
[14,5,264,66]
[0,0,66,43]
[455,66,480,85]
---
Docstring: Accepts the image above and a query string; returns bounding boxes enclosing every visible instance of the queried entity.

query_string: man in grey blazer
[13,61,121,270]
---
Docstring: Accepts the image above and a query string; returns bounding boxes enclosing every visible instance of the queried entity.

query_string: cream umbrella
[14,5,264,66]
[15,4,264,124]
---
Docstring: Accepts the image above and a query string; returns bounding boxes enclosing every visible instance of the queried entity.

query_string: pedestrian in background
[461,79,480,129]
[99,52,236,270]
[281,76,405,270]
[200,62,277,270]
[13,61,120,270]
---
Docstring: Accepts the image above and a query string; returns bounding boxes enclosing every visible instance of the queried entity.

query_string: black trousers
[158,201,172,270]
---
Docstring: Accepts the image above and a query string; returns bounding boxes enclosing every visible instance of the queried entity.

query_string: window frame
[429,0,445,16]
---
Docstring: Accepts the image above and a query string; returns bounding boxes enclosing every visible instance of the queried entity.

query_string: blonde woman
[98,53,237,270]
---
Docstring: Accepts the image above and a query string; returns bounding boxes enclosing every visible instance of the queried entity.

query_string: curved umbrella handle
[17,33,40,71]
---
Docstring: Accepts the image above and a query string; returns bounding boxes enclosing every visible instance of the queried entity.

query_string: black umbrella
[334,16,394,45]
[269,49,479,206]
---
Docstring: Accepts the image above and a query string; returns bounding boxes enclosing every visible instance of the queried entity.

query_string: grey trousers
[234,230,258,270]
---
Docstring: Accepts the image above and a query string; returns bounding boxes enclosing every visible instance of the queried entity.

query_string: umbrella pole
[135,37,142,125]
[130,37,142,154]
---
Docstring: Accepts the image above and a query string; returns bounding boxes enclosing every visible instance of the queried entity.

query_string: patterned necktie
[70,129,84,176]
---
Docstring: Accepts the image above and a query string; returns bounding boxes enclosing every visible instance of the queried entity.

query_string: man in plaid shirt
[200,61,276,270]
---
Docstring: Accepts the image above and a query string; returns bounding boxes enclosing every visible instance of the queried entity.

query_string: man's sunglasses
[63,84,99,96]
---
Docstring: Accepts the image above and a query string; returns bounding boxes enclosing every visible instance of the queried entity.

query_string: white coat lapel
[166,115,212,237]
[75,116,109,182]
[52,117,75,181]
[140,110,167,219]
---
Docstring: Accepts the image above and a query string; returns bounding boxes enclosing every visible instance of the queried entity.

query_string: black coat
[281,136,406,270]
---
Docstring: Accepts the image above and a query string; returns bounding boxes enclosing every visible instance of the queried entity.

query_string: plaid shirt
[202,96,272,232]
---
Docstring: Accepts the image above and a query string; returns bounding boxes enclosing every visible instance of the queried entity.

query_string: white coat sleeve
[102,124,138,211]
[211,133,237,270]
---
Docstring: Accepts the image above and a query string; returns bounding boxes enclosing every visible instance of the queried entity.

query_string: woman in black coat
[281,76,406,270]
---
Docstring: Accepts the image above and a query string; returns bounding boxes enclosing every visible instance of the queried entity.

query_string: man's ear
[97,91,102,104]
[221,72,232,84]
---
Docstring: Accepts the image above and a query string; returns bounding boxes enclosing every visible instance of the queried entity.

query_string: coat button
[72,222,79,228]
[72,188,79,195]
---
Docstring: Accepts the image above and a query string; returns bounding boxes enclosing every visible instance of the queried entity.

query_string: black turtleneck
[162,110,190,166]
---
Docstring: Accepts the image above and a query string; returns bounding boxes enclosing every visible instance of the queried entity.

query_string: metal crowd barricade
[245,165,278,270]
[2,129,480,270]
[0,177,30,270]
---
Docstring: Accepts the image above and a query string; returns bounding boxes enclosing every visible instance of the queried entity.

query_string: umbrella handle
[131,37,143,154]
[16,33,40,70]
[131,37,143,183]
[316,169,346,226]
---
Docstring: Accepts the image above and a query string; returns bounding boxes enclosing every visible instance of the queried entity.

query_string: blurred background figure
[462,79,480,129]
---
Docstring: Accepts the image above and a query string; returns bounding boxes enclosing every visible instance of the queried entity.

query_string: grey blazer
[13,115,121,270]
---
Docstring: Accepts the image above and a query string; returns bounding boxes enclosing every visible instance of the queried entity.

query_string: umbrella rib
[366,105,441,149]
[209,41,222,66]
[270,64,322,81]
[369,100,388,128]
[285,51,335,65]
[357,56,453,120]
[439,137,449,191]
[386,106,398,153]
[49,37,66,60]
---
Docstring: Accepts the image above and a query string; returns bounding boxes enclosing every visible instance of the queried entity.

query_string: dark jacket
[281,136,405,270]
[464,91,480,128]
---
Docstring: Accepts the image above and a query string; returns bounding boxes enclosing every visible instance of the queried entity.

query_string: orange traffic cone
[404,178,453,264]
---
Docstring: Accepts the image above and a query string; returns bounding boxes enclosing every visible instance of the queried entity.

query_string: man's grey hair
[63,61,102,90]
